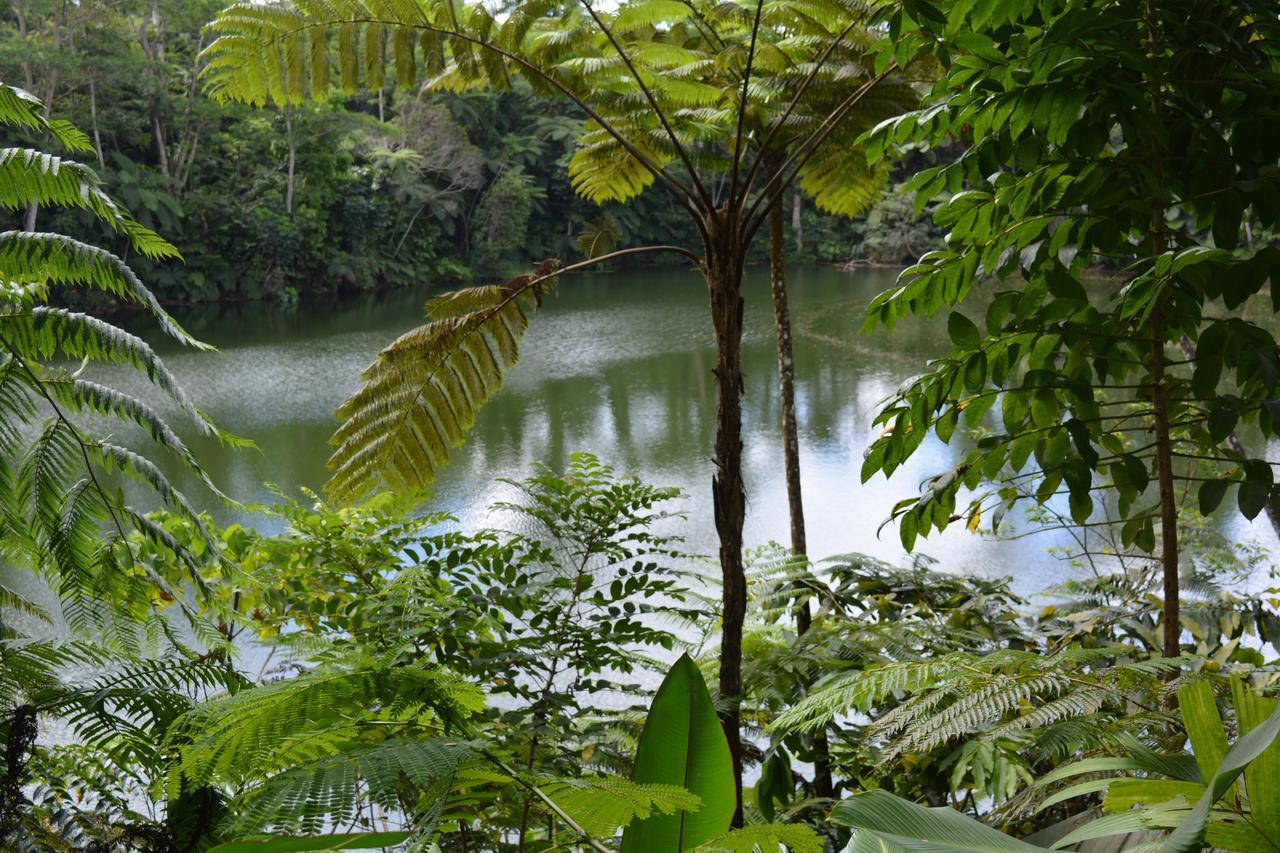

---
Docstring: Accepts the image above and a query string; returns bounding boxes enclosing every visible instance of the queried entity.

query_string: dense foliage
[4,0,1280,850]
[0,0,919,304]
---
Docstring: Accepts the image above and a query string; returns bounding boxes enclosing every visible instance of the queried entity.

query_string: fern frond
[537,776,700,837]
[0,152,177,259]
[0,232,203,346]
[326,264,559,504]
[0,308,215,435]
[768,659,962,733]
[222,738,477,835]
[167,661,484,794]
[0,83,95,153]
[694,823,824,853]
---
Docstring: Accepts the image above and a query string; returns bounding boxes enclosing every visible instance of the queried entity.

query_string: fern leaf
[537,777,701,837]
[0,231,204,346]
[0,83,95,153]
[326,265,559,504]
[694,823,824,853]
[0,152,177,258]
[167,662,484,795]
[222,738,477,835]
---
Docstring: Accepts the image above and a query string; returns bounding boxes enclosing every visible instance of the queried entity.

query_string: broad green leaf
[1230,679,1280,842]
[1199,479,1230,515]
[831,789,1047,851]
[1160,692,1280,852]
[1054,805,1190,849]
[208,833,412,852]
[1036,757,1159,788]
[621,654,734,852]
[1102,780,1203,813]
[1177,681,1227,783]
[948,311,982,349]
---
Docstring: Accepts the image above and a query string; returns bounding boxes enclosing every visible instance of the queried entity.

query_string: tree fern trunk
[705,209,746,827]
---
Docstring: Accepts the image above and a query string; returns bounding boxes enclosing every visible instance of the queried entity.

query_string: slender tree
[202,0,903,812]
[858,0,1280,658]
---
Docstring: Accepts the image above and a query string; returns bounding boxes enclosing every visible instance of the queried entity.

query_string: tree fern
[0,79,239,646]
[535,777,700,838]
[220,738,478,835]
[0,78,242,845]
[326,262,559,502]
[166,660,484,795]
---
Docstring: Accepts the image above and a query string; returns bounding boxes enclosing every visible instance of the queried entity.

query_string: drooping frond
[0,308,218,435]
[0,78,235,654]
[221,738,478,835]
[326,263,559,504]
[32,654,246,770]
[0,231,203,345]
[0,152,177,259]
[537,777,700,838]
[0,83,94,153]
[166,661,485,795]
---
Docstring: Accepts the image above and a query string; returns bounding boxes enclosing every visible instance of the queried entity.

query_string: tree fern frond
[222,738,477,835]
[0,232,204,346]
[167,662,485,794]
[797,139,886,217]
[326,264,559,504]
[769,658,963,733]
[0,83,95,153]
[537,776,700,837]
[0,308,216,435]
[0,152,177,259]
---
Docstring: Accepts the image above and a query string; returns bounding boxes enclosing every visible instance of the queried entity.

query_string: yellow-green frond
[326,264,560,504]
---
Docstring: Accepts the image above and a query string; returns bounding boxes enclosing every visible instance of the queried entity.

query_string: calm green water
[129,264,1270,594]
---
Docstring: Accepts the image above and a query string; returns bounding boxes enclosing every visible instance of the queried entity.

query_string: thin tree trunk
[768,178,835,800]
[15,2,34,91]
[768,185,806,560]
[705,209,747,827]
[88,76,105,168]
[791,190,803,253]
[1146,1,1179,659]
[284,107,297,215]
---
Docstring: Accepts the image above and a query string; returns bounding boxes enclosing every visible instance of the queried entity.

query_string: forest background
[0,0,941,305]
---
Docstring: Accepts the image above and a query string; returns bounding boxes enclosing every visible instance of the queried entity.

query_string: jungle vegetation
[0,0,931,304]
[3,0,1280,851]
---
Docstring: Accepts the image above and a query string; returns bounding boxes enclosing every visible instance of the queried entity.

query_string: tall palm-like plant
[201,0,904,810]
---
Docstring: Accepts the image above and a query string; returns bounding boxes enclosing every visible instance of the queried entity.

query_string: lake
[134,264,1276,595]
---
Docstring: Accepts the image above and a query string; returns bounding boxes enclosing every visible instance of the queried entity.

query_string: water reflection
[118,265,1275,594]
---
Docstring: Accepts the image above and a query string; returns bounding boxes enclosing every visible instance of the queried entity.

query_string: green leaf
[622,654,735,852]
[1177,681,1227,783]
[207,833,412,852]
[1160,692,1280,852]
[1238,480,1269,520]
[1207,406,1238,442]
[1198,479,1230,515]
[948,312,982,350]
[1230,679,1280,841]
[831,789,1048,851]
